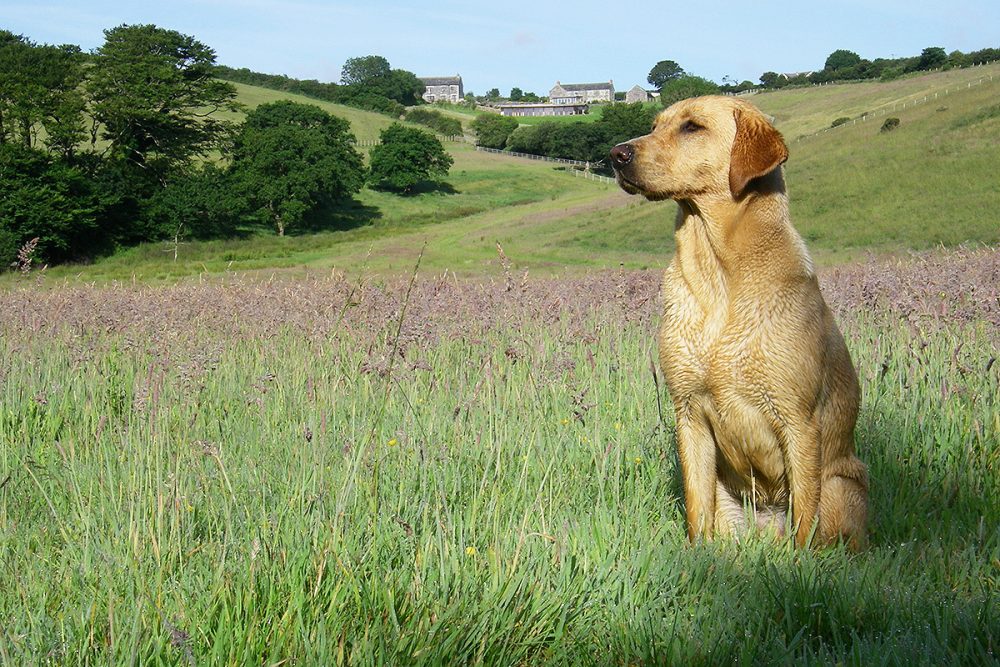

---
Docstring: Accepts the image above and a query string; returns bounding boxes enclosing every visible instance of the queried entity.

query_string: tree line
[470,103,659,170]
[751,46,1000,91]
[0,27,450,269]
[213,54,425,117]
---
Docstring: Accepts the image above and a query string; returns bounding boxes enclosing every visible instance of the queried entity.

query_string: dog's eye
[680,120,704,134]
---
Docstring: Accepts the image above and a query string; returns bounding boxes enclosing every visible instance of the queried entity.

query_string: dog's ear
[729,107,788,198]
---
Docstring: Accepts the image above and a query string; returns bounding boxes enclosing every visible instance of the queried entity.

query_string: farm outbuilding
[498,102,589,117]
[625,85,653,103]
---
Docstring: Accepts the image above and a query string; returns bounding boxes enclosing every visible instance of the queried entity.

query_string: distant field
[753,61,1000,138]
[219,82,400,142]
[13,65,999,284]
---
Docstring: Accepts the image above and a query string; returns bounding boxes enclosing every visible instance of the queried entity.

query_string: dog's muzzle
[610,143,635,169]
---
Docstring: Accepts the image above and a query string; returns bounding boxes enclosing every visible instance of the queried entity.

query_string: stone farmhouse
[548,81,614,104]
[625,85,655,103]
[419,75,464,103]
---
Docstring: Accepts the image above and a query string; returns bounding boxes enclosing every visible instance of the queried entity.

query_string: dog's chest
[658,263,789,493]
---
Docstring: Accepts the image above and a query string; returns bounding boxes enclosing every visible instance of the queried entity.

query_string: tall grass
[1,251,996,664]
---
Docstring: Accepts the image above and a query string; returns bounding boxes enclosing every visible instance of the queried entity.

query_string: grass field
[2,63,998,665]
[753,62,1000,138]
[1,249,996,664]
[11,63,994,286]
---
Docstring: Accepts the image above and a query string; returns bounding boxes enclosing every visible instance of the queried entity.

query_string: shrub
[404,108,462,137]
[831,117,851,128]
[880,117,901,133]
[471,114,519,149]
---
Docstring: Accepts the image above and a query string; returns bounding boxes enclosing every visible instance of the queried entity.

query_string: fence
[794,68,998,142]
[476,145,593,167]
[475,146,616,184]
[352,135,465,148]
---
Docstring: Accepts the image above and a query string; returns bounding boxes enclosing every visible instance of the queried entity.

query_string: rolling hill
[22,63,1000,282]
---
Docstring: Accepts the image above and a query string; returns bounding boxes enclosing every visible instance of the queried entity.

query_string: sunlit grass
[0,260,996,664]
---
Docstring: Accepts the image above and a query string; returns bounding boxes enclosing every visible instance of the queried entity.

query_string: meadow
[1,247,997,664]
[14,62,999,285]
[2,61,999,665]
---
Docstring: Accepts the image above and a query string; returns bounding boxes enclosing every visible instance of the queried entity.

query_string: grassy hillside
[15,67,999,283]
[753,62,1000,139]
[218,82,400,142]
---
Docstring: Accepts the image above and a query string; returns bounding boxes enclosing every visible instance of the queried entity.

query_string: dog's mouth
[614,172,644,195]
[615,172,673,201]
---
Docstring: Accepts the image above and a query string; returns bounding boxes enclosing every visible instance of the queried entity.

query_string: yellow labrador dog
[610,96,868,550]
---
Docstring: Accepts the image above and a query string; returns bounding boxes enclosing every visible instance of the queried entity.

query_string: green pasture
[219,83,399,143]
[0,288,995,664]
[754,61,1000,139]
[14,64,1000,284]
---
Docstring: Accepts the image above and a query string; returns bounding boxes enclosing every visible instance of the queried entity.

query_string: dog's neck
[673,170,814,301]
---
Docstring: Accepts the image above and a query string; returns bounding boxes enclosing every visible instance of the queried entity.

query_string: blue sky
[2,1,998,95]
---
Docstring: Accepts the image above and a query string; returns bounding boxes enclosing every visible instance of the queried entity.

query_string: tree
[759,71,783,88]
[918,47,947,70]
[87,24,241,182]
[340,55,391,86]
[230,101,365,235]
[824,49,862,71]
[647,60,685,89]
[368,124,453,193]
[379,69,425,106]
[598,102,657,143]
[510,87,524,101]
[0,144,101,265]
[0,31,87,156]
[471,114,519,149]
[486,88,501,100]
[143,165,242,249]
[659,75,720,106]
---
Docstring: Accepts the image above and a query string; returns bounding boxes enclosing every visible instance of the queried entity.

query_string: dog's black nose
[610,143,634,168]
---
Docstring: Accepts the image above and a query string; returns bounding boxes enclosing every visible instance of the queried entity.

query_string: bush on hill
[404,108,463,136]
[471,114,519,149]
[368,124,453,194]
[504,102,658,168]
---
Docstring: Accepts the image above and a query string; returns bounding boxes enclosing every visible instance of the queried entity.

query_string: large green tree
[230,101,365,235]
[0,144,101,265]
[340,55,392,86]
[368,124,453,193]
[918,47,947,70]
[659,75,720,106]
[471,114,519,149]
[824,49,862,71]
[340,56,424,106]
[87,24,241,182]
[647,60,685,89]
[0,31,86,156]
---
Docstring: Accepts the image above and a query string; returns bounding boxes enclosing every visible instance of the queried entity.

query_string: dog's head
[610,96,788,202]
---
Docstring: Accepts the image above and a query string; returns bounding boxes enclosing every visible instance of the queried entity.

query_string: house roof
[554,81,613,91]
[420,76,462,86]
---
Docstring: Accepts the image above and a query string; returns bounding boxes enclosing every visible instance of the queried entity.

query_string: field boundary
[353,135,465,147]
[475,146,615,183]
[794,66,998,141]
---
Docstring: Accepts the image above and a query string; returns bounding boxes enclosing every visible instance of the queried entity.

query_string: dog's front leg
[783,420,822,548]
[675,403,717,541]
